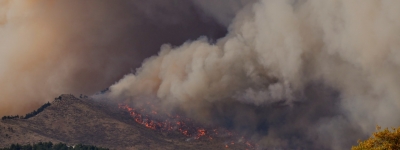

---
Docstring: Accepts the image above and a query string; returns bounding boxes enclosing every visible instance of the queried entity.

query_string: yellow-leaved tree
[352,126,400,150]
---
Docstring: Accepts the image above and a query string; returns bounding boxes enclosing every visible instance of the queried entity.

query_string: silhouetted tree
[23,102,51,119]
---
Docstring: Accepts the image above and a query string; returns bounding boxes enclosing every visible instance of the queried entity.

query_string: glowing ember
[196,128,206,139]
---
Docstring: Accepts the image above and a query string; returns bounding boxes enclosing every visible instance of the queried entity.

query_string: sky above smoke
[2,0,400,149]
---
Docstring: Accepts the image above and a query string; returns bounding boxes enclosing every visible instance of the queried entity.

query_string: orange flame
[118,103,256,149]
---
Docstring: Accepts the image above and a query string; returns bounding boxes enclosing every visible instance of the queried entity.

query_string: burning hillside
[0,94,253,150]
[118,102,256,149]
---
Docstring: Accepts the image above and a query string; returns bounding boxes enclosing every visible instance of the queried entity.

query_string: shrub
[352,126,400,150]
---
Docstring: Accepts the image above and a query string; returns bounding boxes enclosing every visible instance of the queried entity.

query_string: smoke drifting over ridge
[108,0,400,149]
[0,0,228,116]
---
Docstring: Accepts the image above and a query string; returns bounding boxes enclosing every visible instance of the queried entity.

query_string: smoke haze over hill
[107,0,400,149]
[2,0,400,149]
[0,0,228,116]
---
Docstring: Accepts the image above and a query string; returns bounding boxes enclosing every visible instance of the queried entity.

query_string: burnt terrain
[0,94,251,150]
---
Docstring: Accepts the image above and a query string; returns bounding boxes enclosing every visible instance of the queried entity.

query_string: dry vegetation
[352,126,400,150]
[0,94,249,150]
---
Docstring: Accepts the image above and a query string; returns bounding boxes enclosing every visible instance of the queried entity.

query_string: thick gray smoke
[0,0,226,116]
[108,0,400,149]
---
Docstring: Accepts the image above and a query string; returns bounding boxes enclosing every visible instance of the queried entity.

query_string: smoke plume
[108,0,400,149]
[0,0,226,116]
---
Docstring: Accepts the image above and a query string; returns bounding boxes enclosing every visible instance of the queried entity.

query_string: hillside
[0,94,250,150]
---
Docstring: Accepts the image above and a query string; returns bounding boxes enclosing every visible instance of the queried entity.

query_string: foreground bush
[352,126,400,150]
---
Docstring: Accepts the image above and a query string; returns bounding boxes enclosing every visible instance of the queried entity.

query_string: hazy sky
[0,0,229,116]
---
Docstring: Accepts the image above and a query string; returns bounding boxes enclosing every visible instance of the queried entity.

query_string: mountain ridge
[0,94,249,150]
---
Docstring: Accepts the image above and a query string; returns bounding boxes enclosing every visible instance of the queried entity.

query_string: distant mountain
[0,94,249,150]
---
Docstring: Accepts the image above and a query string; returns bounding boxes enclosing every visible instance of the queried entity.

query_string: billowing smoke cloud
[0,0,227,116]
[108,0,400,149]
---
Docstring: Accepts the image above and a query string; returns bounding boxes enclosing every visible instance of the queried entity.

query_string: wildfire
[196,128,206,139]
[118,103,256,149]
[119,104,219,138]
